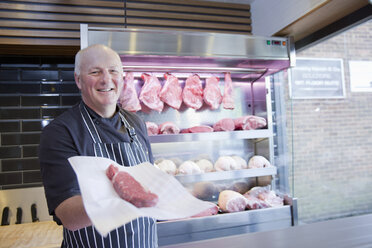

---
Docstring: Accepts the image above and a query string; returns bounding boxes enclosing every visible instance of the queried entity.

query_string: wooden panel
[0,0,251,55]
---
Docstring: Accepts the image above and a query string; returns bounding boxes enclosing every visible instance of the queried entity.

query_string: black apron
[61,103,157,248]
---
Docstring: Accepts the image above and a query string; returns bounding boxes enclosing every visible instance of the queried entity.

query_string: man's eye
[89,71,99,75]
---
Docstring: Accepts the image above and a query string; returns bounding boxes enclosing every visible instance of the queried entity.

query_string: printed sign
[349,60,372,92]
[289,58,345,99]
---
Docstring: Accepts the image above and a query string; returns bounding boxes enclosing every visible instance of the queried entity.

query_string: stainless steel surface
[175,167,276,184]
[157,204,293,246]
[160,213,372,248]
[0,187,52,225]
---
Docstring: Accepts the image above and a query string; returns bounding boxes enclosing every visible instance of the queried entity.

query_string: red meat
[234,116,267,130]
[119,72,141,112]
[182,74,203,110]
[159,73,183,110]
[203,76,222,110]
[139,74,164,112]
[159,122,180,134]
[223,72,235,110]
[106,164,158,208]
[188,125,214,133]
[145,122,159,136]
[213,118,235,132]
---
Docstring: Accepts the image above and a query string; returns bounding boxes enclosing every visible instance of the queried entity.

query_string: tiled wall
[0,56,80,189]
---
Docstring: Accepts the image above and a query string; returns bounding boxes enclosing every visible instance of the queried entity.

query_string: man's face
[75,47,124,115]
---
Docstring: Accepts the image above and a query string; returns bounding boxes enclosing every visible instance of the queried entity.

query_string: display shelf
[148,129,272,143]
[175,167,277,184]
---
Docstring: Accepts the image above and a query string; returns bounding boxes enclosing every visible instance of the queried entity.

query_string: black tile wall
[23,145,39,157]
[2,158,40,171]
[0,56,77,189]
[0,146,21,159]
[0,96,20,106]
[0,121,20,132]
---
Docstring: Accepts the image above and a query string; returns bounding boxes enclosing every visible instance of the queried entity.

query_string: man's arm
[55,195,92,231]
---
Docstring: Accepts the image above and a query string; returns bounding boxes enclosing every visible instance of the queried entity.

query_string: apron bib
[61,103,157,248]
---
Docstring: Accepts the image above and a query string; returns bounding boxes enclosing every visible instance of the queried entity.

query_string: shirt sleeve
[39,119,81,222]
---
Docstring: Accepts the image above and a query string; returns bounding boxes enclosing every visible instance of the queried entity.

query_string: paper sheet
[68,156,212,236]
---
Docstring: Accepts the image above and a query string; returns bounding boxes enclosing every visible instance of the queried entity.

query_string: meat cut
[106,164,158,208]
[159,122,180,134]
[177,161,202,175]
[222,72,235,110]
[244,186,283,209]
[214,156,239,171]
[191,202,219,218]
[139,73,164,112]
[145,122,159,136]
[248,155,271,169]
[182,74,204,110]
[159,73,183,110]
[188,125,214,133]
[156,159,177,175]
[213,118,235,132]
[234,115,267,130]
[119,72,141,112]
[218,190,248,213]
[203,76,222,110]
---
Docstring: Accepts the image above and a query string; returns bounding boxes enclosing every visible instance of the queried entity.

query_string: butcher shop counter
[160,213,372,248]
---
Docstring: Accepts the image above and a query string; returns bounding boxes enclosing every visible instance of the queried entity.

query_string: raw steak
[213,118,235,131]
[106,164,158,208]
[119,72,141,112]
[234,115,267,130]
[188,125,213,133]
[182,74,203,110]
[139,73,164,112]
[159,122,180,134]
[159,73,183,110]
[218,190,248,213]
[203,76,222,110]
[145,122,159,136]
[223,72,235,109]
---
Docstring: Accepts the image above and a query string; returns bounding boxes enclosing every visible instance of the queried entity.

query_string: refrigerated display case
[80,24,297,246]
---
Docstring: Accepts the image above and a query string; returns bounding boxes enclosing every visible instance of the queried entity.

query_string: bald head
[74,44,122,76]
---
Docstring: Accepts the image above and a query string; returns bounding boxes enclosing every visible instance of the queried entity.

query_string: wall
[0,57,77,189]
[286,19,372,223]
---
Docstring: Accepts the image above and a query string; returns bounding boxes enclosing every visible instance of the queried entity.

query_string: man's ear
[75,73,82,90]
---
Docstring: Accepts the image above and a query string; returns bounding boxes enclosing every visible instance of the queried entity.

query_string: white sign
[290,58,345,99]
[349,60,372,92]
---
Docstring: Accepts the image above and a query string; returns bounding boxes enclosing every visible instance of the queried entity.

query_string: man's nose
[102,70,112,83]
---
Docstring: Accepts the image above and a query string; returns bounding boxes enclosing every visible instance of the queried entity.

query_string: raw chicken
[248,155,271,169]
[106,164,158,208]
[231,155,248,169]
[223,72,235,110]
[159,73,183,110]
[213,118,235,132]
[188,125,214,133]
[244,186,283,209]
[119,72,141,112]
[218,190,248,213]
[203,76,222,110]
[177,161,202,175]
[139,73,164,112]
[234,115,267,130]
[145,121,159,136]
[159,122,180,134]
[156,159,177,175]
[214,156,239,171]
[182,74,204,110]
[196,159,214,173]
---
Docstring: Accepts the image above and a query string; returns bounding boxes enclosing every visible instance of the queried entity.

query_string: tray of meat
[68,156,213,236]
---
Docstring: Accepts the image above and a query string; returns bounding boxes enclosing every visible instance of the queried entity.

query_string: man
[39,44,157,247]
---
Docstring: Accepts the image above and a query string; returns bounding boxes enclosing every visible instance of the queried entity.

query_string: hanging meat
[234,115,267,130]
[119,72,141,112]
[139,73,164,112]
[223,72,235,110]
[106,164,158,208]
[159,73,183,110]
[182,74,204,110]
[203,76,222,110]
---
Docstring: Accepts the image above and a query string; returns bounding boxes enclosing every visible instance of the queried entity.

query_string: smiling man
[39,44,157,248]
